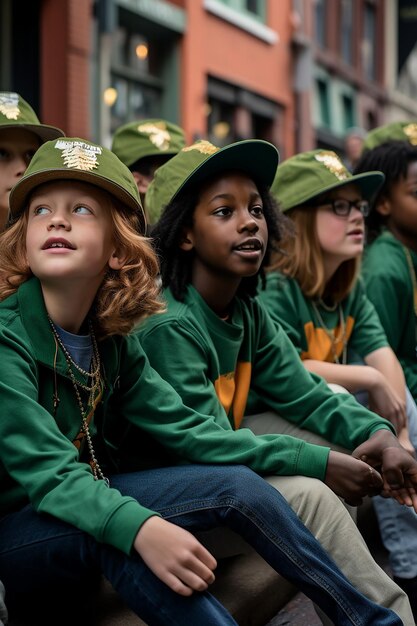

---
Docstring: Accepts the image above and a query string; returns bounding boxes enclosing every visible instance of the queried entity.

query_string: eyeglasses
[318,198,370,218]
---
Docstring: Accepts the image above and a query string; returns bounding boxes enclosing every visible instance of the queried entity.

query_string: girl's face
[181,172,268,289]
[26,180,122,289]
[0,128,40,228]
[377,160,417,248]
[315,183,365,270]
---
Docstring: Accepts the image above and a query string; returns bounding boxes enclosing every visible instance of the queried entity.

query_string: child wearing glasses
[258,149,417,617]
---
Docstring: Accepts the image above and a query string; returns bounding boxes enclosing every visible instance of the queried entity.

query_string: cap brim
[300,171,385,208]
[9,167,145,230]
[173,140,279,202]
[0,123,65,143]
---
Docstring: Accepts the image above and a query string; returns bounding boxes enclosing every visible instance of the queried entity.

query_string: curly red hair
[0,203,164,338]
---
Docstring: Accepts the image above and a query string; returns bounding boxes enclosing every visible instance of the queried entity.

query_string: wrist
[367,367,383,391]
[369,428,399,449]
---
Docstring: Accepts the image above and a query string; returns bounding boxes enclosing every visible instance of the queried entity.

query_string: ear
[132,171,151,195]
[179,227,194,252]
[375,195,391,217]
[108,248,127,271]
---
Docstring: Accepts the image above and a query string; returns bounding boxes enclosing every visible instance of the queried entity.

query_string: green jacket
[136,285,393,481]
[363,231,417,399]
[258,273,388,361]
[0,277,169,554]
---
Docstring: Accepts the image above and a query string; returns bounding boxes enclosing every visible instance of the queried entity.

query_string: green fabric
[362,231,417,399]
[111,119,185,168]
[9,137,144,229]
[363,121,417,151]
[0,277,166,554]
[258,273,388,361]
[0,91,64,142]
[135,285,393,481]
[145,139,279,223]
[270,149,384,212]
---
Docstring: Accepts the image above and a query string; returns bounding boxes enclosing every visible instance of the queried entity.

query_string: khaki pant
[240,412,414,626]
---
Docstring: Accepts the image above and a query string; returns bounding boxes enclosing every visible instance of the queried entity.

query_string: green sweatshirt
[0,277,171,554]
[362,230,417,398]
[136,285,393,481]
[258,273,388,362]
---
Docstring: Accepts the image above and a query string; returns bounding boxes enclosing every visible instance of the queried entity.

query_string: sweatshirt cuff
[368,424,396,437]
[294,440,330,481]
[103,499,161,554]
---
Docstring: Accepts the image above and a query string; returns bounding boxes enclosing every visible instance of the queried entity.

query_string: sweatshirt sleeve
[0,325,158,555]
[131,323,328,480]
[249,303,394,449]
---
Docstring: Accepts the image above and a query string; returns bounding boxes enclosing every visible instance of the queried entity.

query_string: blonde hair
[0,203,164,338]
[269,206,360,303]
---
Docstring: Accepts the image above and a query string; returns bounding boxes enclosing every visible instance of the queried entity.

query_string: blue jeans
[0,465,401,626]
[372,388,417,578]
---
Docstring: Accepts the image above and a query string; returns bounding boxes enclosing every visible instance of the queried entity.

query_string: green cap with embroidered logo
[362,121,417,151]
[271,149,384,212]
[111,119,186,168]
[9,137,145,230]
[145,139,279,223]
[0,92,64,142]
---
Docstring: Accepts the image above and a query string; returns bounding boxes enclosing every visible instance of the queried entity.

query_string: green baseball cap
[0,92,64,142]
[271,149,384,212]
[9,137,145,230]
[111,118,186,168]
[145,139,279,223]
[362,121,417,151]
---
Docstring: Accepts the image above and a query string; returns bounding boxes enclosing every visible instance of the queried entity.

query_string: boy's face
[181,172,268,290]
[0,128,40,228]
[26,180,122,290]
[378,161,417,246]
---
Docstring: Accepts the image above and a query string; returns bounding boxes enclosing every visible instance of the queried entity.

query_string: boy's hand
[324,450,383,506]
[352,430,417,512]
[134,516,217,596]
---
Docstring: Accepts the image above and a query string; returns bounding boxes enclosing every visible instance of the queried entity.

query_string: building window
[342,94,354,130]
[216,0,265,23]
[106,26,164,133]
[207,98,235,146]
[340,0,353,65]
[316,78,331,128]
[314,0,327,48]
[363,2,377,81]
[207,77,279,146]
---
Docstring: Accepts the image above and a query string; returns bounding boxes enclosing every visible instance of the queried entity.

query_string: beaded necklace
[311,301,348,365]
[48,316,109,485]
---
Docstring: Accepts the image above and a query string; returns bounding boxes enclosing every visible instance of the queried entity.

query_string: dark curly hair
[354,140,417,242]
[151,173,291,301]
